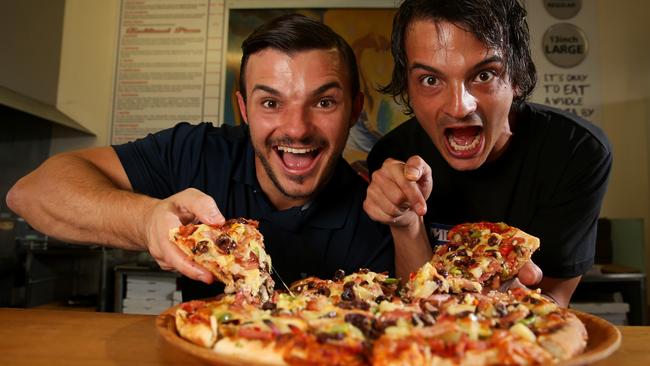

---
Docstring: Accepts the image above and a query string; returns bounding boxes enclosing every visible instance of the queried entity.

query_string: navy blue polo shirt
[113,122,394,300]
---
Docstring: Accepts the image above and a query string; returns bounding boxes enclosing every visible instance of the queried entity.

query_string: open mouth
[274,145,321,174]
[444,126,484,158]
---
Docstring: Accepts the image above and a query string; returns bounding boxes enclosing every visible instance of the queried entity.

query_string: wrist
[541,292,560,305]
[389,213,423,233]
[129,194,160,251]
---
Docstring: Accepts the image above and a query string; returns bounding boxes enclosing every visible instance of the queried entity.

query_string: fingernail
[414,202,426,215]
[405,167,420,180]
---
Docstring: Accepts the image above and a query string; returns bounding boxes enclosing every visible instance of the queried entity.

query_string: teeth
[448,135,480,151]
[277,146,317,154]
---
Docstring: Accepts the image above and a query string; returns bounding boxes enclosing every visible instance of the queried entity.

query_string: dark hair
[381,0,537,114]
[239,13,360,101]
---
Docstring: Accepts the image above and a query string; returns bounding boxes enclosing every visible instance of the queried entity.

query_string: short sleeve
[112,122,209,199]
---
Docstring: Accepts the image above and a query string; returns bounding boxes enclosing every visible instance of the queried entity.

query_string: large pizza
[167,219,589,365]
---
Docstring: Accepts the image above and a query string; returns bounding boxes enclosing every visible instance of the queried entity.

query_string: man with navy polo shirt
[7,14,393,300]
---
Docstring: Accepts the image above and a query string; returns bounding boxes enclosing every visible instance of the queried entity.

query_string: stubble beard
[255,147,308,201]
[252,139,340,204]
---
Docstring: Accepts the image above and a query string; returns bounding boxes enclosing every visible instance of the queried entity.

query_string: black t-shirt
[367,103,612,278]
[114,122,394,300]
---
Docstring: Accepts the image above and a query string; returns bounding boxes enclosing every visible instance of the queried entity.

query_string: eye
[474,70,496,83]
[317,98,336,109]
[420,75,439,87]
[262,99,278,109]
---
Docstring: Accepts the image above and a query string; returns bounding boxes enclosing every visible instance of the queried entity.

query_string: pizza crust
[175,308,217,348]
[538,312,588,361]
[213,338,289,366]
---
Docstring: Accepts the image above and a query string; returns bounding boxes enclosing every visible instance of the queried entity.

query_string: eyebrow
[469,55,504,73]
[251,84,281,96]
[410,55,504,75]
[250,81,343,98]
[310,81,342,97]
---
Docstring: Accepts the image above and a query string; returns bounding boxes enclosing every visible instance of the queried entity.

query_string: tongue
[449,126,481,145]
[282,152,314,170]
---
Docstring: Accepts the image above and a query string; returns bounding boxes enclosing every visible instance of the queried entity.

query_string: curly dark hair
[239,13,360,102]
[380,0,537,114]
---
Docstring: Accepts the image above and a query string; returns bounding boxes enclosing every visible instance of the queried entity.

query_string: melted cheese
[510,322,537,342]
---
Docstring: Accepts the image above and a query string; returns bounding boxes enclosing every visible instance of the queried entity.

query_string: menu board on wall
[526,0,601,123]
[111,0,225,144]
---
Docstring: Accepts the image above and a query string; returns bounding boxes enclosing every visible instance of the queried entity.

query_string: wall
[596,0,650,300]
[0,107,52,213]
[0,0,64,106]
[50,0,121,154]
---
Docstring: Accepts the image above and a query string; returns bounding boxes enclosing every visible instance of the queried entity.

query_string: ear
[511,81,522,99]
[349,92,365,128]
[236,91,249,124]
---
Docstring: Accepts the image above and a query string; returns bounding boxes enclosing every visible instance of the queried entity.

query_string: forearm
[393,216,433,281]
[7,153,156,250]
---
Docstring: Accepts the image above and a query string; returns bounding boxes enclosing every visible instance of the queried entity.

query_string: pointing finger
[402,156,433,215]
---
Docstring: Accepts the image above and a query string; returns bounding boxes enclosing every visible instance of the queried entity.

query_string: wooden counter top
[0,308,197,366]
[0,308,647,365]
[591,326,650,365]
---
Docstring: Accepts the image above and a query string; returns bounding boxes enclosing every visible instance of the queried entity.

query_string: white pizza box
[172,290,183,305]
[570,302,630,325]
[126,286,176,299]
[122,303,171,315]
[127,275,177,284]
[126,284,176,293]
[123,297,173,308]
[126,278,177,297]
[127,276,176,290]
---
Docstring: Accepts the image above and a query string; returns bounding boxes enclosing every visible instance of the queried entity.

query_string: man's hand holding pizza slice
[142,188,226,285]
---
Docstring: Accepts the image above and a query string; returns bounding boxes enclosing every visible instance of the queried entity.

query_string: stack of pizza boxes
[122,275,177,315]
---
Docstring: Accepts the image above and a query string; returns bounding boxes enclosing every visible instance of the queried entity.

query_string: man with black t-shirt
[7,14,393,300]
[364,0,611,307]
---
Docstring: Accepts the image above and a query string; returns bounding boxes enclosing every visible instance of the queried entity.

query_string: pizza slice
[290,268,402,314]
[372,318,556,366]
[372,288,587,366]
[174,299,220,348]
[431,222,540,292]
[175,287,374,366]
[175,293,311,366]
[502,288,588,362]
[405,262,454,299]
[170,218,275,302]
[283,308,375,366]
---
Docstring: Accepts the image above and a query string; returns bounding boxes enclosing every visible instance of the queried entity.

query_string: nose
[443,82,477,120]
[282,105,313,139]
